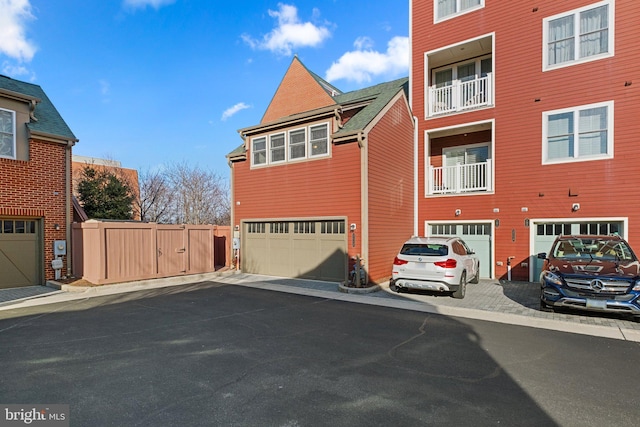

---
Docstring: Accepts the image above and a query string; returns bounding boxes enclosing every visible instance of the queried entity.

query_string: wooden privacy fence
[72,220,230,285]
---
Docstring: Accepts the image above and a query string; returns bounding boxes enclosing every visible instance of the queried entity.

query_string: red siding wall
[232,139,363,253]
[413,0,640,280]
[0,139,69,281]
[367,96,415,283]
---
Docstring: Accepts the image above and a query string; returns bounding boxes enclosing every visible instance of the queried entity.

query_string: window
[294,221,316,234]
[289,128,306,160]
[309,124,328,157]
[544,1,613,70]
[321,221,345,234]
[252,137,267,166]
[0,108,16,159]
[270,222,289,234]
[247,222,266,234]
[543,101,613,164]
[270,133,285,163]
[435,0,483,21]
[1,220,36,234]
[250,122,330,167]
[431,224,456,235]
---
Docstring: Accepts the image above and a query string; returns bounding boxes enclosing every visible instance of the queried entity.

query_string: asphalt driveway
[1,281,639,426]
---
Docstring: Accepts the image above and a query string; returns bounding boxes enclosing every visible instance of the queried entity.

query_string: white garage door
[429,222,492,279]
[0,218,41,288]
[532,220,624,281]
[243,220,347,282]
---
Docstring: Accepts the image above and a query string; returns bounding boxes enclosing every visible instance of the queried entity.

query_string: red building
[228,57,414,284]
[0,75,78,288]
[411,0,639,281]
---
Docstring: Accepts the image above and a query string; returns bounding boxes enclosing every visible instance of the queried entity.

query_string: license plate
[586,299,607,309]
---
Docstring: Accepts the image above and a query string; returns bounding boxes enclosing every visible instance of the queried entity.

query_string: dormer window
[0,108,16,159]
[250,122,331,167]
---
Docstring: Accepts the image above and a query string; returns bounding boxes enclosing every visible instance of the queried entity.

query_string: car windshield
[400,243,448,256]
[553,238,635,261]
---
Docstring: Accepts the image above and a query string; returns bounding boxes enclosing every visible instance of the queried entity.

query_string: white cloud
[325,36,409,84]
[221,102,250,121]
[123,0,176,10]
[242,3,331,56]
[2,61,35,81]
[0,0,37,62]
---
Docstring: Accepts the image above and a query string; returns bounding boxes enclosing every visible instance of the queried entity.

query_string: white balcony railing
[428,74,493,117]
[428,160,492,195]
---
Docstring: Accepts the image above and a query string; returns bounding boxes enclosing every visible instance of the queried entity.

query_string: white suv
[390,236,480,299]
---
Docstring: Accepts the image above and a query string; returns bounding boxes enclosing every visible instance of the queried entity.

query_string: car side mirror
[537,252,547,259]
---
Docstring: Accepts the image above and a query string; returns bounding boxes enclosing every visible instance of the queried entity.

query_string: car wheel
[539,289,554,312]
[452,272,466,299]
[389,281,402,293]
[470,262,479,284]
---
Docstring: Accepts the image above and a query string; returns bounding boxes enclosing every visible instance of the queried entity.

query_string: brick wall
[0,138,69,281]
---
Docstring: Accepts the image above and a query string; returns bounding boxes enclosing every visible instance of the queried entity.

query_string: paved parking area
[1,272,638,337]
[215,273,640,332]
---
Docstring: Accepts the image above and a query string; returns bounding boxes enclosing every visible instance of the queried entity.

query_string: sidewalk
[1,271,639,341]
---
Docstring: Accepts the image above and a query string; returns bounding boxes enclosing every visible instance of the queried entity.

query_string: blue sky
[1,0,409,178]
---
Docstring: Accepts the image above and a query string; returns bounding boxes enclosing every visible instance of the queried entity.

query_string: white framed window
[542,101,613,164]
[270,133,286,163]
[252,136,267,166]
[543,0,613,71]
[0,108,16,159]
[435,0,483,22]
[289,128,306,160]
[309,123,329,157]
[250,122,330,167]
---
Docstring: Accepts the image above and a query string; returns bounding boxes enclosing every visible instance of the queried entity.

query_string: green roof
[0,75,77,141]
[333,77,409,136]
[227,75,409,158]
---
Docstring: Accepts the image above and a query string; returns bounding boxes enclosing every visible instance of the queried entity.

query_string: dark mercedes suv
[537,235,640,319]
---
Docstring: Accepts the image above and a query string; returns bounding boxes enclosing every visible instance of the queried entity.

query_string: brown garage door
[0,218,41,288]
[243,219,347,282]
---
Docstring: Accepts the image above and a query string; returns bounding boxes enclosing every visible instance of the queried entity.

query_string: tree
[77,166,135,220]
[166,162,229,225]
[135,162,230,225]
[135,168,174,223]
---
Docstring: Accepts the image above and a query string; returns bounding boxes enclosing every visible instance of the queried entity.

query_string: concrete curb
[3,271,639,342]
[337,283,381,294]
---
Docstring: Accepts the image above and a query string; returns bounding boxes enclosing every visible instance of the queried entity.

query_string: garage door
[0,218,41,288]
[532,220,624,281]
[243,220,347,282]
[429,222,492,279]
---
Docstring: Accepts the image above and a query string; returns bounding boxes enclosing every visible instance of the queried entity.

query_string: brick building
[0,75,78,288]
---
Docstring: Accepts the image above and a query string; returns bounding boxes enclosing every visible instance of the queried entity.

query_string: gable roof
[334,77,409,138]
[229,57,409,160]
[261,56,338,123]
[0,74,77,142]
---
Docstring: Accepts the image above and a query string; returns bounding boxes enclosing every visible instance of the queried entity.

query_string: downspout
[413,116,419,236]
[65,139,74,277]
[358,131,369,273]
[228,157,236,270]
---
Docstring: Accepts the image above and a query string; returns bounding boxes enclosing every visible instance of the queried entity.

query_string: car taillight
[393,256,408,265]
[435,259,457,269]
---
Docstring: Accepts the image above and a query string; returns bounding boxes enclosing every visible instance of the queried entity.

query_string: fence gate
[157,228,186,276]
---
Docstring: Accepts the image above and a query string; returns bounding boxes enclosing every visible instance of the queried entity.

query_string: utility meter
[53,240,67,257]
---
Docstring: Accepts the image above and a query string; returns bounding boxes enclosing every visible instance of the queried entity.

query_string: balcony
[428,74,493,117]
[428,160,492,195]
